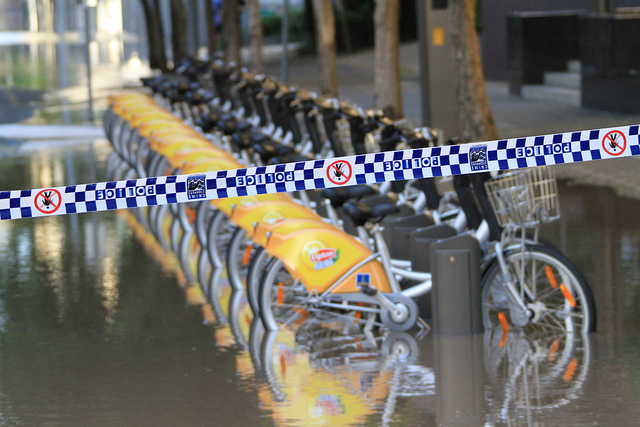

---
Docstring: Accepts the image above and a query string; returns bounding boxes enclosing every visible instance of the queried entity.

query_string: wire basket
[484,166,560,227]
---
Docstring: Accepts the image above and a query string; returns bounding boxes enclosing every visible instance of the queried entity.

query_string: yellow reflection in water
[0,221,13,254]
[30,152,65,189]
[33,218,65,321]
[100,255,119,326]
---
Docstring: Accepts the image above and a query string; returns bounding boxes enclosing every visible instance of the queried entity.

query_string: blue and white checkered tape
[1,124,638,220]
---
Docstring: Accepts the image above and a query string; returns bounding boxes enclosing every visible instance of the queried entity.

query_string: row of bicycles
[122,204,592,425]
[102,56,596,341]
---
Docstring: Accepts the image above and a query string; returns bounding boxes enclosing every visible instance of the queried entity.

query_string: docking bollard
[408,224,458,319]
[429,233,483,335]
[383,213,435,261]
[434,334,486,425]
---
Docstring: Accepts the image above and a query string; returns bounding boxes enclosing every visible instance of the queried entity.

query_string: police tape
[1,124,638,221]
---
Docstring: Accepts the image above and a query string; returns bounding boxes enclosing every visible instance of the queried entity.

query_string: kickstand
[415,317,431,339]
[364,314,377,350]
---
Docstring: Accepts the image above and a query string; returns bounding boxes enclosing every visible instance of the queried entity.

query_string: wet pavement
[1,42,640,426]
[0,137,637,425]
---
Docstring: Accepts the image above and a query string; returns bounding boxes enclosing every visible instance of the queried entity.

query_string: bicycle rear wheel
[481,245,596,335]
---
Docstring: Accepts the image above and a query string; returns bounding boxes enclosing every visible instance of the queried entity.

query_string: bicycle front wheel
[226,227,253,291]
[482,245,596,335]
[246,247,272,316]
[259,258,311,331]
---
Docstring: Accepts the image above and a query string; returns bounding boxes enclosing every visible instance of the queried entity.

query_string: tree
[222,0,242,64]
[169,0,189,65]
[334,0,352,52]
[204,0,219,55]
[373,0,402,119]
[246,0,265,73]
[312,0,338,96]
[449,0,498,142]
[139,0,168,72]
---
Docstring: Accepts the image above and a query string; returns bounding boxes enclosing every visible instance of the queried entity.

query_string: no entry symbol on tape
[35,189,62,214]
[327,160,352,185]
[602,130,627,156]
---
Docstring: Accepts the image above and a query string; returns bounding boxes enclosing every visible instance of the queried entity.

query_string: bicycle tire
[259,257,311,331]
[484,328,591,421]
[481,245,596,335]
[206,210,235,269]
[226,226,252,291]
[246,247,271,315]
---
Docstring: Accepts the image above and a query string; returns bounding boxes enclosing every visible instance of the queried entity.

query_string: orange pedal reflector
[293,308,310,325]
[560,284,577,307]
[354,302,364,321]
[564,357,578,382]
[548,338,559,362]
[294,307,309,316]
[242,244,253,266]
[545,265,558,289]
[277,282,284,305]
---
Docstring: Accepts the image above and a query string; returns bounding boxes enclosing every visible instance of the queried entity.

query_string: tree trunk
[373,0,402,119]
[333,0,352,52]
[169,0,189,65]
[304,0,316,53]
[449,0,498,142]
[246,0,264,73]
[312,0,338,96]
[222,0,242,64]
[204,0,218,56]
[140,0,168,72]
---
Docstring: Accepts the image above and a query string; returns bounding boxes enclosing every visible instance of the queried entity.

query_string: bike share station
[4,3,606,333]
[0,0,626,422]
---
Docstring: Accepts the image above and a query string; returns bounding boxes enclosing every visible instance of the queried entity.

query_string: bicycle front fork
[494,241,531,319]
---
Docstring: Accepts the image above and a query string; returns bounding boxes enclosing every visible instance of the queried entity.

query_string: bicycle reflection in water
[121,209,592,426]
[484,326,591,426]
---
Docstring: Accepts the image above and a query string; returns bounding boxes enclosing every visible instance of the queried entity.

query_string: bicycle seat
[321,185,378,208]
[217,115,252,135]
[184,88,215,106]
[342,201,400,226]
[253,141,296,163]
[194,112,221,133]
[230,132,270,150]
[268,153,313,165]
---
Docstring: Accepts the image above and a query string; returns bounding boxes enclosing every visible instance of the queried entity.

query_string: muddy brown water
[0,138,638,426]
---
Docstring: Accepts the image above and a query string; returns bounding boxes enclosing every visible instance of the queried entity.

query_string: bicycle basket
[484,166,560,227]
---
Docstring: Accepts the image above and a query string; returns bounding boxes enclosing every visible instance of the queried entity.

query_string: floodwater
[0,137,638,426]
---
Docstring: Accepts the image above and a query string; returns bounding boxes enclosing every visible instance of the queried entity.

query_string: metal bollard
[383,213,435,261]
[429,233,483,335]
[408,224,457,319]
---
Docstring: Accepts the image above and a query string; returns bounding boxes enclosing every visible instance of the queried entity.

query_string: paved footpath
[266,42,640,200]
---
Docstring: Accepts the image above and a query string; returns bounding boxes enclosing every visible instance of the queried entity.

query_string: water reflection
[254,319,432,426]
[2,139,640,424]
[484,328,591,426]
[543,182,640,336]
[0,141,266,425]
